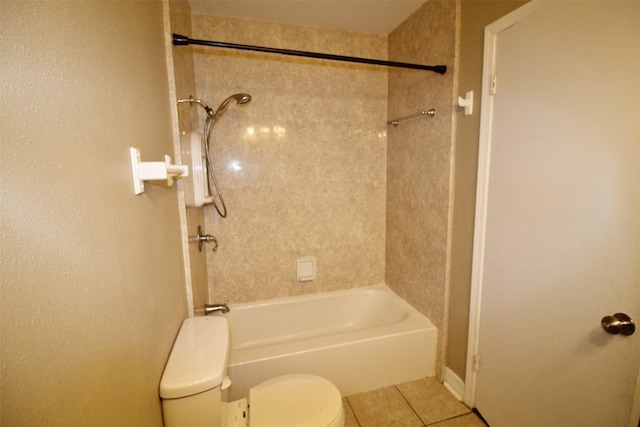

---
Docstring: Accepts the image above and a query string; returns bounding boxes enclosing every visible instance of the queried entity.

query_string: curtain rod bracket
[172,34,446,75]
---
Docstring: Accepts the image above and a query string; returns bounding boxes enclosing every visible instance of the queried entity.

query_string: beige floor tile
[427,413,487,427]
[396,377,471,425]
[347,386,423,427]
[343,397,360,427]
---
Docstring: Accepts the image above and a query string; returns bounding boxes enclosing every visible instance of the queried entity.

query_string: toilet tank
[160,317,230,427]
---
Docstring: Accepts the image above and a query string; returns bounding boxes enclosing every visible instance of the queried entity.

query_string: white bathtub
[222,284,437,400]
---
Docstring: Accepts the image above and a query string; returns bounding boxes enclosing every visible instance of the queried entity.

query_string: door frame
[462,2,640,425]
[463,0,546,407]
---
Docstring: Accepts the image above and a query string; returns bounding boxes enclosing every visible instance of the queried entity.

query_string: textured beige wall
[386,0,457,379]
[187,14,388,303]
[447,0,528,381]
[1,1,187,425]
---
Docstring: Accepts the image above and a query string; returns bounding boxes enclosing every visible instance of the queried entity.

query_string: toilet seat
[249,374,345,427]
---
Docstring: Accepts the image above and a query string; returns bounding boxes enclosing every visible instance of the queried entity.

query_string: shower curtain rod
[173,34,447,75]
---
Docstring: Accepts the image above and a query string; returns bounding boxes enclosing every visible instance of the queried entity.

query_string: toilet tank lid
[159,317,229,399]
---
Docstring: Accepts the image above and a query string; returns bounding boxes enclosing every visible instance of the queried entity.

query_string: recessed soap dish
[296,257,316,282]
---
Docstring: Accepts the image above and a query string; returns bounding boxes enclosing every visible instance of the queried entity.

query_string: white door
[465,1,640,426]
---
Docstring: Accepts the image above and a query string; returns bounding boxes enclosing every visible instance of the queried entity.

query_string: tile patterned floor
[343,377,487,427]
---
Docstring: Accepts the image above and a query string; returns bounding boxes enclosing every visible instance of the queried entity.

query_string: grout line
[424,412,481,426]
[344,396,362,427]
[394,385,427,426]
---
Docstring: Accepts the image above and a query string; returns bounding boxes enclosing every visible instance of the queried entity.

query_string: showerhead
[235,93,252,105]
[213,93,252,117]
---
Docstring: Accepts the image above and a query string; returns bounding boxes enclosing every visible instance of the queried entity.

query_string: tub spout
[204,302,230,315]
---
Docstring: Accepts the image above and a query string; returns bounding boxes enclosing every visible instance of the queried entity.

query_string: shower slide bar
[172,34,447,75]
[388,108,435,126]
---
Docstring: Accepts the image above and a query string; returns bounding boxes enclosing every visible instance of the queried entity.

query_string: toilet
[159,316,345,427]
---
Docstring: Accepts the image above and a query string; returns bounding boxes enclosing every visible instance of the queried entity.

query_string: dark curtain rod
[172,34,447,75]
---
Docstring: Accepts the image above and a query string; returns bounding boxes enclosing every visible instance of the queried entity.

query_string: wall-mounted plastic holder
[182,131,214,207]
[296,257,316,282]
[129,147,189,195]
[457,90,474,116]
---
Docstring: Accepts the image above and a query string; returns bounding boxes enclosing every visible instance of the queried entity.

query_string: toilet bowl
[250,374,344,427]
[159,317,344,427]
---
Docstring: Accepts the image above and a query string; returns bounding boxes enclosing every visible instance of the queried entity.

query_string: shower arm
[172,34,447,75]
[177,96,214,115]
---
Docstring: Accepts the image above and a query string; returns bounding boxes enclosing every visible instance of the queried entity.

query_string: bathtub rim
[221,284,438,399]
[225,283,434,328]
[224,283,436,366]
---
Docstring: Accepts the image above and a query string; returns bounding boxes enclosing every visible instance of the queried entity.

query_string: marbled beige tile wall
[168,0,210,313]
[189,14,388,303]
[386,0,457,378]
[175,3,459,376]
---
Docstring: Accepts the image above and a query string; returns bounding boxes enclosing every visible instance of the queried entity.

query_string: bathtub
[222,284,437,400]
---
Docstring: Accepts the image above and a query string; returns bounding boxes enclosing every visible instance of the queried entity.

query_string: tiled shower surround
[386,1,457,378]
[194,13,388,302]
[172,0,457,376]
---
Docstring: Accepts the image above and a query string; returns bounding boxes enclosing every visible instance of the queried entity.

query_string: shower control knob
[189,225,218,252]
[601,313,635,336]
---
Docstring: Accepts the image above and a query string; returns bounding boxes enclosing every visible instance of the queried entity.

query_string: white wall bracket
[458,90,474,116]
[129,147,189,195]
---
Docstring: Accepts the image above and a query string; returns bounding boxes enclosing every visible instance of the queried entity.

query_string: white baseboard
[443,368,465,401]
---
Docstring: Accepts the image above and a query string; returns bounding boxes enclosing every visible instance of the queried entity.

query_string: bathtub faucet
[204,302,230,315]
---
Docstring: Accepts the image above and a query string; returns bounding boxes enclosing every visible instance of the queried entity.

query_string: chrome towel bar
[388,109,436,126]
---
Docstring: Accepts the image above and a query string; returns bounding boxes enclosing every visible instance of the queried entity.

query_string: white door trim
[463,0,549,407]
[464,3,640,424]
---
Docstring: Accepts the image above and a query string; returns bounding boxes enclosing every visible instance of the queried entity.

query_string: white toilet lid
[249,374,344,427]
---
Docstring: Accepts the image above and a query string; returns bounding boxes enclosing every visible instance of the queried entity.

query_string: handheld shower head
[234,93,252,105]
[213,93,252,117]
